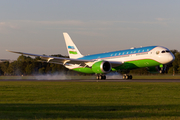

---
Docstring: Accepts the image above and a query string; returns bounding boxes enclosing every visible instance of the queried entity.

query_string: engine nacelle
[147,65,166,74]
[92,61,111,74]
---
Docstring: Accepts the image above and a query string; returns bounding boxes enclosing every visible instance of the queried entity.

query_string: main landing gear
[96,74,106,80]
[123,74,133,80]
[96,74,133,80]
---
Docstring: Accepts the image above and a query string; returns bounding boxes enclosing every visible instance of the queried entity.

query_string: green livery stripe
[72,59,161,74]
[69,51,77,54]
[112,59,161,71]
[73,67,94,74]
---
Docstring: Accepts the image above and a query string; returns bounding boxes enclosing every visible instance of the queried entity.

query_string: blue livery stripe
[78,46,157,60]
[68,46,75,49]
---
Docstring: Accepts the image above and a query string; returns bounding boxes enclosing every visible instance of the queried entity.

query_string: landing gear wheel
[97,75,106,80]
[102,75,106,80]
[123,74,133,80]
[129,75,132,79]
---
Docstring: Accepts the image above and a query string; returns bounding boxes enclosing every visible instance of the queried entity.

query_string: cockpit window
[161,50,170,53]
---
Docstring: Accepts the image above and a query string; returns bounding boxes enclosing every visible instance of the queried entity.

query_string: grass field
[0,81,180,120]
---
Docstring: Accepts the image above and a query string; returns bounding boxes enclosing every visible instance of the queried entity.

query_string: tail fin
[63,32,83,58]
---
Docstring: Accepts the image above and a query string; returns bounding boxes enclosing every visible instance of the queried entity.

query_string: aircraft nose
[159,52,175,64]
[168,53,175,63]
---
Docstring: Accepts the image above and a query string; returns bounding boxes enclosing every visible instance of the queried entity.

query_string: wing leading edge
[6,50,123,67]
[6,50,93,65]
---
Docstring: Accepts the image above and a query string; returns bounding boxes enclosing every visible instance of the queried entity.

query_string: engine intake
[92,61,111,74]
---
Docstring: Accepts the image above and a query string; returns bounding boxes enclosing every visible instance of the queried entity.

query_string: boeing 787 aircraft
[7,33,175,80]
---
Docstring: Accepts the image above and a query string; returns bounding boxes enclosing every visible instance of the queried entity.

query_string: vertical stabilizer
[63,33,83,58]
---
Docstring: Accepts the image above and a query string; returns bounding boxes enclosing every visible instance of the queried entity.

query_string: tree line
[0,50,179,76]
[0,54,69,76]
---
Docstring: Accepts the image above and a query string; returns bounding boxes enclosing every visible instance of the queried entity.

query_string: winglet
[63,33,83,59]
[6,50,22,54]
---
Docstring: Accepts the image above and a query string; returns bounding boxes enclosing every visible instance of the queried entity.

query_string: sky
[0,0,180,60]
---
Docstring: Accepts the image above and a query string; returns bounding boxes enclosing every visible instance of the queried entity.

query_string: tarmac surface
[0,79,180,82]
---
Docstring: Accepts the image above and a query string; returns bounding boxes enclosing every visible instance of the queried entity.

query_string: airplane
[7,33,175,80]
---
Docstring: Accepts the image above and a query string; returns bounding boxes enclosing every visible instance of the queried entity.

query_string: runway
[0,79,180,82]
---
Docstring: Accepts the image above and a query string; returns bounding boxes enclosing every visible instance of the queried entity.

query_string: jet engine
[92,61,111,74]
[147,65,166,74]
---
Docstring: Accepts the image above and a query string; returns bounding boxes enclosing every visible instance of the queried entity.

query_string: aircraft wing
[6,50,93,65]
[7,50,123,67]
